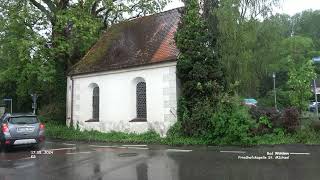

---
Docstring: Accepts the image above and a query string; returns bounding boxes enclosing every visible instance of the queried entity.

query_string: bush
[167,121,184,137]
[206,95,255,145]
[249,107,281,134]
[178,98,215,137]
[258,89,290,109]
[38,102,66,122]
[281,107,300,133]
[311,120,320,131]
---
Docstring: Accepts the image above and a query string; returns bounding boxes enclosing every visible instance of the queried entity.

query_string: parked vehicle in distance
[309,102,320,112]
[243,98,258,107]
[0,113,45,151]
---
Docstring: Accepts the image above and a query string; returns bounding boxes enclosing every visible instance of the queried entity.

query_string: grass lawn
[44,120,320,146]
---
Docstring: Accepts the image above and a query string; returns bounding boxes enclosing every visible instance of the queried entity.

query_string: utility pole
[273,72,277,110]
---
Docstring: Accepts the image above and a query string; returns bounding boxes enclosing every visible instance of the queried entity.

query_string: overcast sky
[164,0,320,16]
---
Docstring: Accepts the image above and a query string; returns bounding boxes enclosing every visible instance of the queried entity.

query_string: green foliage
[212,0,282,97]
[44,118,320,145]
[175,0,224,137]
[166,121,183,137]
[53,6,102,65]
[258,116,272,128]
[206,95,255,145]
[283,36,316,112]
[292,10,320,49]
[0,1,55,112]
[0,0,168,119]
[38,102,66,122]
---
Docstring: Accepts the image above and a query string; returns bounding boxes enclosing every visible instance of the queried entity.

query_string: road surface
[0,140,319,180]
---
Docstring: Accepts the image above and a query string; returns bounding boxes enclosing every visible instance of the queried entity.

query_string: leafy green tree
[0,0,168,119]
[283,36,316,112]
[292,10,320,49]
[212,0,281,97]
[0,1,55,111]
[175,0,224,136]
[287,59,315,112]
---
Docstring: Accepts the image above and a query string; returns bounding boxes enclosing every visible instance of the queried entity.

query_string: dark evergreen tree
[175,0,224,136]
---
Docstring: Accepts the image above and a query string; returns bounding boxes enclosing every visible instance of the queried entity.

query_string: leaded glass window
[136,82,146,119]
[92,86,99,120]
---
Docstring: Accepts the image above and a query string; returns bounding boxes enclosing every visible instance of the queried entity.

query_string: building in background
[66,9,181,136]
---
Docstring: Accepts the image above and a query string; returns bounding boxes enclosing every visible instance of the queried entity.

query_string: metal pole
[10,99,12,114]
[314,79,319,118]
[273,73,277,110]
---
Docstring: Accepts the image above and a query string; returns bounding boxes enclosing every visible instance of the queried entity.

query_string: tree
[26,0,169,67]
[283,36,316,112]
[211,0,281,97]
[0,0,169,119]
[0,1,55,112]
[292,10,320,50]
[175,0,224,136]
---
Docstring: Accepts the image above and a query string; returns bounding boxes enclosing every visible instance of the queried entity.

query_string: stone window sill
[85,119,99,122]
[129,118,147,122]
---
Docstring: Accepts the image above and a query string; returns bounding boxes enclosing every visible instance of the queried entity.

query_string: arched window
[92,86,99,120]
[136,82,146,119]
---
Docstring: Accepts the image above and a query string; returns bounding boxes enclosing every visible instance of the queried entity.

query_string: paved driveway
[0,140,319,180]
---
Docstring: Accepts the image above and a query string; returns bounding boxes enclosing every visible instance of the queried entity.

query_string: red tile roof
[69,8,181,75]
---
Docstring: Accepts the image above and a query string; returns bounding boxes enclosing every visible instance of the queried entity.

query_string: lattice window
[136,82,147,119]
[92,86,99,120]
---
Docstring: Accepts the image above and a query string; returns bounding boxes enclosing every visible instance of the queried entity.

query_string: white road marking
[127,147,149,150]
[122,145,147,147]
[89,145,126,148]
[45,147,76,151]
[62,143,76,146]
[66,151,92,155]
[15,156,34,161]
[16,162,35,169]
[290,152,311,155]
[167,149,192,152]
[220,151,246,154]
[18,157,33,160]
[89,145,148,150]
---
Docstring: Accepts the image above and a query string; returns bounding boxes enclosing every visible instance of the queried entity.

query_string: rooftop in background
[69,8,181,76]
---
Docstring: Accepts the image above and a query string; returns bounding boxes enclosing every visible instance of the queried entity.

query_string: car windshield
[9,117,38,124]
[244,99,257,104]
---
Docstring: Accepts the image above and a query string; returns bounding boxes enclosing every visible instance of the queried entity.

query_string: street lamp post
[273,73,277,110]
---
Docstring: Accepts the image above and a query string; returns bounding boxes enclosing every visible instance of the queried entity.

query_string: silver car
[0,113,45,150]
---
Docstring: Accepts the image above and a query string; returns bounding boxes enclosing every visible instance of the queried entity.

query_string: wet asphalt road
[0,141,320,180]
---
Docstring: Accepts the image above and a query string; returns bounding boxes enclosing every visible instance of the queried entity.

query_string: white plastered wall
[66,62,178,137]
